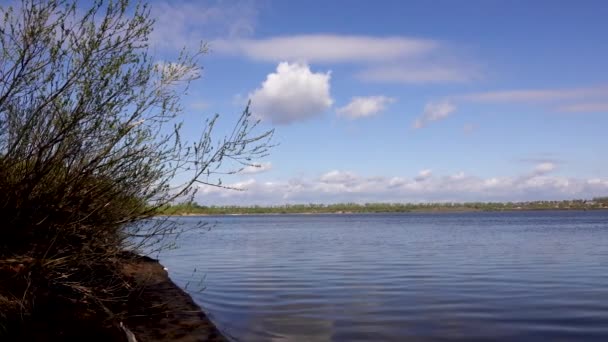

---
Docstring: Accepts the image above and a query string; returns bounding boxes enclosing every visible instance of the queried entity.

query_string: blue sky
[146,0,608,205]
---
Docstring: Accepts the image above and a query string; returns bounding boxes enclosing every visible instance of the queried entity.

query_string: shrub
[0,0,273,334]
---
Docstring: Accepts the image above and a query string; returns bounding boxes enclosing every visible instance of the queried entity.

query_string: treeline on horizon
[159,197,608,215]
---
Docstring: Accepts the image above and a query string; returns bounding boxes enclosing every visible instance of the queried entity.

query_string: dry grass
[0,249,136,339]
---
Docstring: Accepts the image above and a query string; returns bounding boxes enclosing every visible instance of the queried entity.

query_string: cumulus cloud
[213,35,437,63]
[413,101,456,128]
[336,96,395,119]
[240,162,272,174]
[249,62,333,124]
[194,168,608,205]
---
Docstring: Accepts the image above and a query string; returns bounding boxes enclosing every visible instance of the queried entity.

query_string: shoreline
[121,254,227,342]
[163,207,608,217]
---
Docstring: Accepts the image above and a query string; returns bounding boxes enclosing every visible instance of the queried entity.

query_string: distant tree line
[159,199,608,215]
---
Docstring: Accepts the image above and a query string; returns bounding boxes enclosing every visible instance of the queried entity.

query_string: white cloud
[450,172,466,180]
[415,169,433,182]
[320,170,357,184]
[534,162,557,175]
[557,102,608,113]
[413,101,456,128]
[416,85,608,129]
[213,35,437,63]
[195,168,608,205]
[459,86,608,103]
[249,62,333,124]
[213,34,478,84]
[149,1,258,51]
[336,96,395,119]
[358,65,476,83]
[240,162,272,174]
[518,153,563,165]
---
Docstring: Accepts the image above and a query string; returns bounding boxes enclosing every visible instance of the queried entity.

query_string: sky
[145,0,608,205]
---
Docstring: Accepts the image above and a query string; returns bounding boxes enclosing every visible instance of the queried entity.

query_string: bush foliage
[0,0,272,335]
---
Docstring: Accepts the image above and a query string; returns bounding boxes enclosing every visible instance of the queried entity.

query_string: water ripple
[157,211,608,341]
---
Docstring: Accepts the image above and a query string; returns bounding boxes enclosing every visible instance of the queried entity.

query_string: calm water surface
[156,211,608,341]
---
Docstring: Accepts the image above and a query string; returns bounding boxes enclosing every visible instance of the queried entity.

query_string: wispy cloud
[249,62,333,125]
[556,102,608,113]
[213,35,437,63]
[188,100,209,111]
[517,153,564,165]
[533,162,557,175]
[336,96,395,119]
[458,86,608,103]
[319,170,358,184]
[213,34,478,84]
[413,101,456,129]
[149,0,258,51]
[358,65,477,84]
[417,85,608,128]
[240,162,273,174]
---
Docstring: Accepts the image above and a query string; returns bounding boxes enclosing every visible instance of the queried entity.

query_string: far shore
[161,203,608,217]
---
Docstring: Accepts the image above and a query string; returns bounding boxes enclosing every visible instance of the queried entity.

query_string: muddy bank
[122,254,226,342]
[0,254,226,341]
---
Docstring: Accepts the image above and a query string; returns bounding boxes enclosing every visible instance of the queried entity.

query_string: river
[155,211,608,341]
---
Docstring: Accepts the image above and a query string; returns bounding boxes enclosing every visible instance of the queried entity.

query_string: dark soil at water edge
[0,254,226,341]
[122,255,227,342]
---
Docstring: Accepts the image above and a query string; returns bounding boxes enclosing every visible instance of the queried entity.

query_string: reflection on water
[156,211,608,341]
